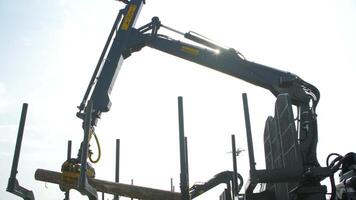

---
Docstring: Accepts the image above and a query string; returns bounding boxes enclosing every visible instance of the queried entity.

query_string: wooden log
[35,169,181,200]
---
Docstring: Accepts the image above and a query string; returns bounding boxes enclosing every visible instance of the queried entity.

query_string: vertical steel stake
[6,103,35,200]
[67,140,72,161]
[242,93,256,172]
[114,139,120,200]
[9,104,28,184]
[131,179,134,200]
[178,96,190,200]
[64,140,72,200]
[184,136,189,188]
[171,178,174,192]
[231,135,238,197]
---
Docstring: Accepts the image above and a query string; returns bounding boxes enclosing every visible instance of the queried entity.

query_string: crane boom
[77,1,319,122]
[76,0,320,170]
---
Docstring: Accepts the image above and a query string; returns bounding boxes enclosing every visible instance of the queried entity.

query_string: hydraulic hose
[88,131,101,163]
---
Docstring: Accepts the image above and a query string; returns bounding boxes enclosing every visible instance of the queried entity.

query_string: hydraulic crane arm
[77,0,145,124]
[144,31,318,105]
[135,21,320,167]
[77,10,319,121]
[77,0,320,168]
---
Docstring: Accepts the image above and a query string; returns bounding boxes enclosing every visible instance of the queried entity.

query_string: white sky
[0,0,355,199]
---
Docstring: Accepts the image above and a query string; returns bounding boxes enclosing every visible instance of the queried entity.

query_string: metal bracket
[6,103,35,200]
[7,178,34,200]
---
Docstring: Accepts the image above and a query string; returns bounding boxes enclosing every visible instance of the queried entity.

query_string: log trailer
[6,0,356,200]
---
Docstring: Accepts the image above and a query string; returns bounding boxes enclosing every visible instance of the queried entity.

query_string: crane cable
[88,129,101,163]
